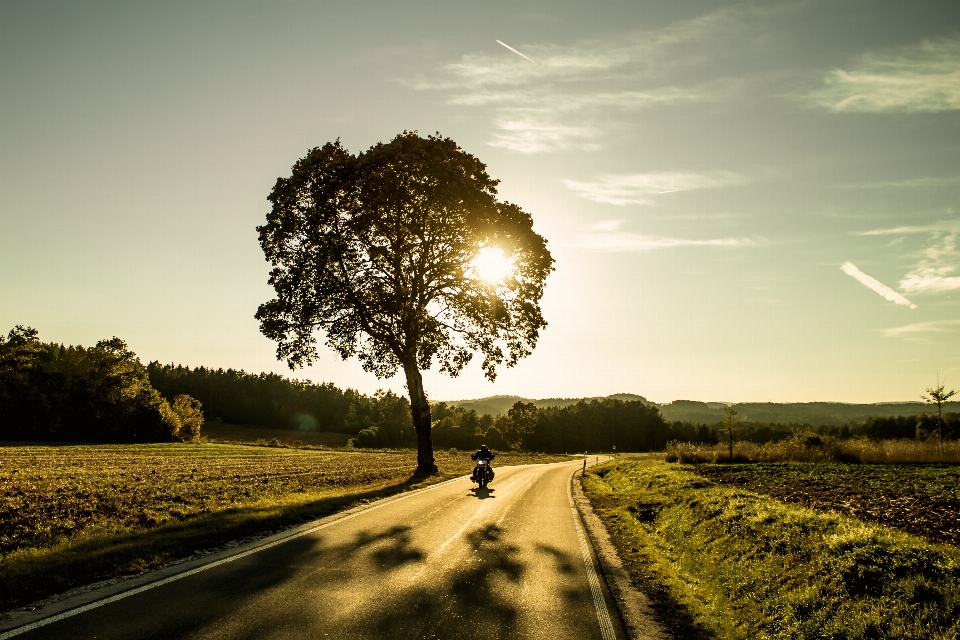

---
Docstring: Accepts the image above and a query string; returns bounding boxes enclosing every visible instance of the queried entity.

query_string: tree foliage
[0,327,200,442]
[922,379,957,450]
[148,362,373,433]
[506,400,539,451]
[256,132,554,471]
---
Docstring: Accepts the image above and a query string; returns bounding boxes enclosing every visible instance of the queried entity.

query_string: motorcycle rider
[470,444,496,483]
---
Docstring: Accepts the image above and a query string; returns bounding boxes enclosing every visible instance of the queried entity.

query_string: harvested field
[692,462,960,547]
[0,443,566,609]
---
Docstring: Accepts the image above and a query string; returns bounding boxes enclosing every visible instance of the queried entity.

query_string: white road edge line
[0,474,467,639]
[568,468,618,640]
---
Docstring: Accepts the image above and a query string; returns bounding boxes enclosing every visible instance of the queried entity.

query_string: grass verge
[582,459,960,639]
[0,443,564,610]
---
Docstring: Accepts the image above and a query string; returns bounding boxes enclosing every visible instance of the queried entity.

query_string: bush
[171,394,204,442]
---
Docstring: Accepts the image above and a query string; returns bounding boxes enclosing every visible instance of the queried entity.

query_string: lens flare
[471,247,514,284]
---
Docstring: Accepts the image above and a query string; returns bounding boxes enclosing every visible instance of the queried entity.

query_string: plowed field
[692,463,960,546]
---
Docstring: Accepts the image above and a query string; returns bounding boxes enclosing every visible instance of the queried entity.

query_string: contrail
[840,261,917,309]
[496,40,538,64]
[658,190,680,194]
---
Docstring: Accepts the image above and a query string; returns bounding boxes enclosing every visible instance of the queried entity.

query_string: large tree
[256,132,554,472]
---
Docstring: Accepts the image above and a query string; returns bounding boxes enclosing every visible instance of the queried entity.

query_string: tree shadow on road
[349,523,525,639]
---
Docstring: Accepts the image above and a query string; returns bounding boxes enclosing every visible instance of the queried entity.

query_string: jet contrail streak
[496,40,538,64]
[841,261,917,309]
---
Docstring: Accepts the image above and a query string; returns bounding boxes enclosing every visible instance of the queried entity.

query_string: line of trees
[432,398,676,453]
[0,327,202,443]
[145,363,417,442]
[145,364,682,453]
[11,326,955,452]
[664,414,960,446]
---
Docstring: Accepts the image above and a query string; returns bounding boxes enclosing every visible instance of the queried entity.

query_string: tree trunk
[404,362,436,473]
[938,402,944,458]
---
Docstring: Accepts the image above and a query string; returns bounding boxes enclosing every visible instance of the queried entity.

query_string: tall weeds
[666,433,960,464]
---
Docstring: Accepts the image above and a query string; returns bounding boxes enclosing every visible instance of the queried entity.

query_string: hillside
[444,393,650,416]
[445,394,959,427]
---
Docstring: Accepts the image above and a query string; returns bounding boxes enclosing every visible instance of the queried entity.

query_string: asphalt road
[10,459,627,640]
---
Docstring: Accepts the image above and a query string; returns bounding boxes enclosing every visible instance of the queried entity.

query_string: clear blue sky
[3,1,960,403]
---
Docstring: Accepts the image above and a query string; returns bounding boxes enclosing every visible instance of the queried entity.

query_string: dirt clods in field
[693,464,960,547]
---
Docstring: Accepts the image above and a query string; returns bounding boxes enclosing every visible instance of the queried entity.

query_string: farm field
[0,443,565,611]
[693,463,960,546]
[201,422,354,447]
[582,459,960,640]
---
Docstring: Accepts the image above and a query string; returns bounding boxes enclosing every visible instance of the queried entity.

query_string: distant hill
[443,393,651,416]
[443,394,960,426]
[655,400,960,426]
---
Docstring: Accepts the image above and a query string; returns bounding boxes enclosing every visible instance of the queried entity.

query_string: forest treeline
[146,363,412,439]
[0,327,202,442]
[667,413,960,446]
[145,363,681,452]
[5,326,956,450]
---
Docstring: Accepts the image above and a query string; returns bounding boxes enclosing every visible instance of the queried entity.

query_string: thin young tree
[723,406,739,462]
[922,374,956,454]
[257,132,554,473]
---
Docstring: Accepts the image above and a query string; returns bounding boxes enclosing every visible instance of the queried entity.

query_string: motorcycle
[472,458,494,488]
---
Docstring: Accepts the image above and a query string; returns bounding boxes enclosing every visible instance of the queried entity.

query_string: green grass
[582,459,960,639]
[0,443,564,610]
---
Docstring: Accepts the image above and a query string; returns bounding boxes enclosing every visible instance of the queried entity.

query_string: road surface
[7,459,627,640]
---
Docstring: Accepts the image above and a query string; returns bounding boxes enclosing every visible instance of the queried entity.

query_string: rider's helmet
[480,444,489,450]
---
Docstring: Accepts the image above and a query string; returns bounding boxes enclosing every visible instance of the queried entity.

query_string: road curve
[8,459,627,640]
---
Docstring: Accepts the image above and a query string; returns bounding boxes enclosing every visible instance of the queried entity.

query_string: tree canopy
[257,132,554,471]
[0,326,201,442]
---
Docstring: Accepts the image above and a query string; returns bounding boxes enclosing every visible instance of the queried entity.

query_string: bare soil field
[692,462,960,546]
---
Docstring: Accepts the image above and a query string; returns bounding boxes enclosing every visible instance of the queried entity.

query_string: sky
[2,1,960,404]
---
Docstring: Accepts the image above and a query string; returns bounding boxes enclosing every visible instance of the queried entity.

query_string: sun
[470,246,514,284]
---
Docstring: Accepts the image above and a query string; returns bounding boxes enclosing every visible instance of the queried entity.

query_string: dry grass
[666,434,960,464]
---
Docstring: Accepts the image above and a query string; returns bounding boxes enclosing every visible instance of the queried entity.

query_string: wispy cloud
[882,319,960,338]
[488,117,598,154]
[858,219,959,236]
[574,220,755,252]
[846,176,960,189]
[854,221,960,296]
[563,171,747,205]
[900,232,960,294]
[410,6,761,153]
[807,37,960,113]
[840,261,917,308]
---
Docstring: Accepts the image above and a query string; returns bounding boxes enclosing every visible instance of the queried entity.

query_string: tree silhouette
[506,400,539,451]
[257,132,554,472]
[922,375,956,454]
